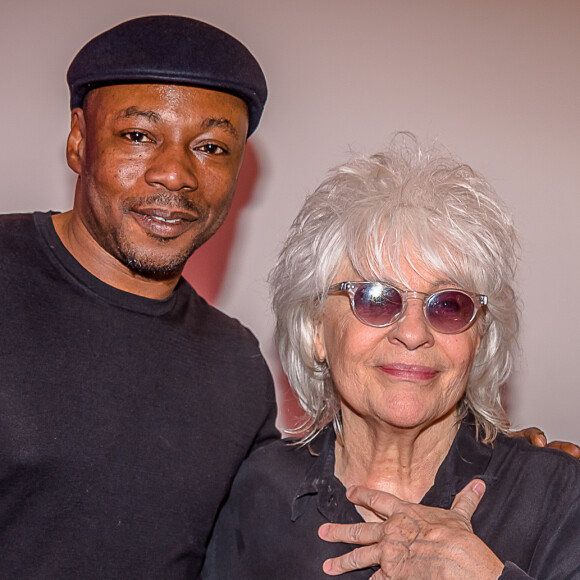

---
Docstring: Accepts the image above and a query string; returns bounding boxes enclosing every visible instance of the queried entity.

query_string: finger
[511,427,547,447]
[546,440,580,459]
[346,485,402,518]
[322,543,386,576]
[319,521,385,545]
[450,479,485,522]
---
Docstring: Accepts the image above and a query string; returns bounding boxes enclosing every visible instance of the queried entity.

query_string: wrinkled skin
[315,259,579,578]
[319,481,504,580]
[318,433,580,578]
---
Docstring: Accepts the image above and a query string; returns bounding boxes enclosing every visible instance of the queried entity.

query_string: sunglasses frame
[327,281,488,334]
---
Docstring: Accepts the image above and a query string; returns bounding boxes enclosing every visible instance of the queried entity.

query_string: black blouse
[202,418,580,579]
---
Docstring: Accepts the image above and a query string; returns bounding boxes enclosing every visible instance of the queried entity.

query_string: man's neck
[52,211,180,300]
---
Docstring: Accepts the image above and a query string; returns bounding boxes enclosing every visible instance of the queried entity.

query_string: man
[0,15,277,578]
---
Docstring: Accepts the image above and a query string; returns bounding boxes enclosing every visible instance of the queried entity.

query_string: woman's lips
[130,208,197,238]
[378,363,439,381]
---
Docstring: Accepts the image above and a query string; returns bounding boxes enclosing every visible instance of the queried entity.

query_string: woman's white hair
[270,133,519,443]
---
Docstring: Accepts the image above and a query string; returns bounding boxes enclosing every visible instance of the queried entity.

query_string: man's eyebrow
[116,107,161,122]
[201,117,239,138]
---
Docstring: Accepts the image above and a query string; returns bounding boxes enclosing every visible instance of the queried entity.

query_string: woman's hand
[318,480,504,579]
[512,427,580,458]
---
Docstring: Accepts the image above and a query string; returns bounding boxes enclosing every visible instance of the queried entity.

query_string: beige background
[2,0,579,440]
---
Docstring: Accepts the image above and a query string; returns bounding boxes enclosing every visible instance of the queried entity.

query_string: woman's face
[314,259,482,433]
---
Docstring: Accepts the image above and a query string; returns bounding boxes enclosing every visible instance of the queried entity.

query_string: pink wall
[1,0,579,440]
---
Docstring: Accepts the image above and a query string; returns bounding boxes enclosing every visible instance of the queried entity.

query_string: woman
[202,135,580,579]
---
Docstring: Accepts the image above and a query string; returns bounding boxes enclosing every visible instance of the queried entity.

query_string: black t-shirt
[202,419,580,579]
[0,212,279,579]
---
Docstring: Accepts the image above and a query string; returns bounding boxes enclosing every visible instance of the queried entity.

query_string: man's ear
[66,108,86,175]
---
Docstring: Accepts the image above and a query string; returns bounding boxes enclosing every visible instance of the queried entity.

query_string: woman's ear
[313,319,327,363]
[66,108,86,175]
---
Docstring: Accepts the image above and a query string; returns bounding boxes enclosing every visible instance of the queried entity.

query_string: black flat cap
[67,15,267,135]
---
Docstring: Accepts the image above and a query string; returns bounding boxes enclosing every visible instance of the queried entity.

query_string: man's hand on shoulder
[511,427,580,458]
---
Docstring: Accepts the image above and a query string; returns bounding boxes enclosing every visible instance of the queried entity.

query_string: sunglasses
[327,281,487,334]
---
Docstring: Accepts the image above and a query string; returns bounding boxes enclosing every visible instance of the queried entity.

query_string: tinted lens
[353,283,403,326]
[426,291,476,333]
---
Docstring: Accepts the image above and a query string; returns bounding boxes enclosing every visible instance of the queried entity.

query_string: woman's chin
[369,397,453,432]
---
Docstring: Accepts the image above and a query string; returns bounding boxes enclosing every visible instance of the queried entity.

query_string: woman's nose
[387,298,434,350]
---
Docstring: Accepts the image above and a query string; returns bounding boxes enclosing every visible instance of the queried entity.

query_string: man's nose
[144,143,199,192]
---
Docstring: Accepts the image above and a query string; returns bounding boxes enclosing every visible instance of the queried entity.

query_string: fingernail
[472,480,486,497]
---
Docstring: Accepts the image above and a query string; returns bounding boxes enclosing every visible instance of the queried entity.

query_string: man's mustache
[122,191,202,214]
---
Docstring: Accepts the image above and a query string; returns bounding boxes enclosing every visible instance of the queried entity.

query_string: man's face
[67,83,249,279]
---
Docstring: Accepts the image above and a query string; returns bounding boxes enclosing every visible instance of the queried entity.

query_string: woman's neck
[334,409,460,510]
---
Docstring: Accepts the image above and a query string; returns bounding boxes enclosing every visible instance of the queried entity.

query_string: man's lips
[378,363,439,381]
[130,208,198,237]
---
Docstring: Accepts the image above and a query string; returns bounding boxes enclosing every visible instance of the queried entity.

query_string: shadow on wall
[181,142,305,434]
[182,142,258,302]
[275,369,309,437]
